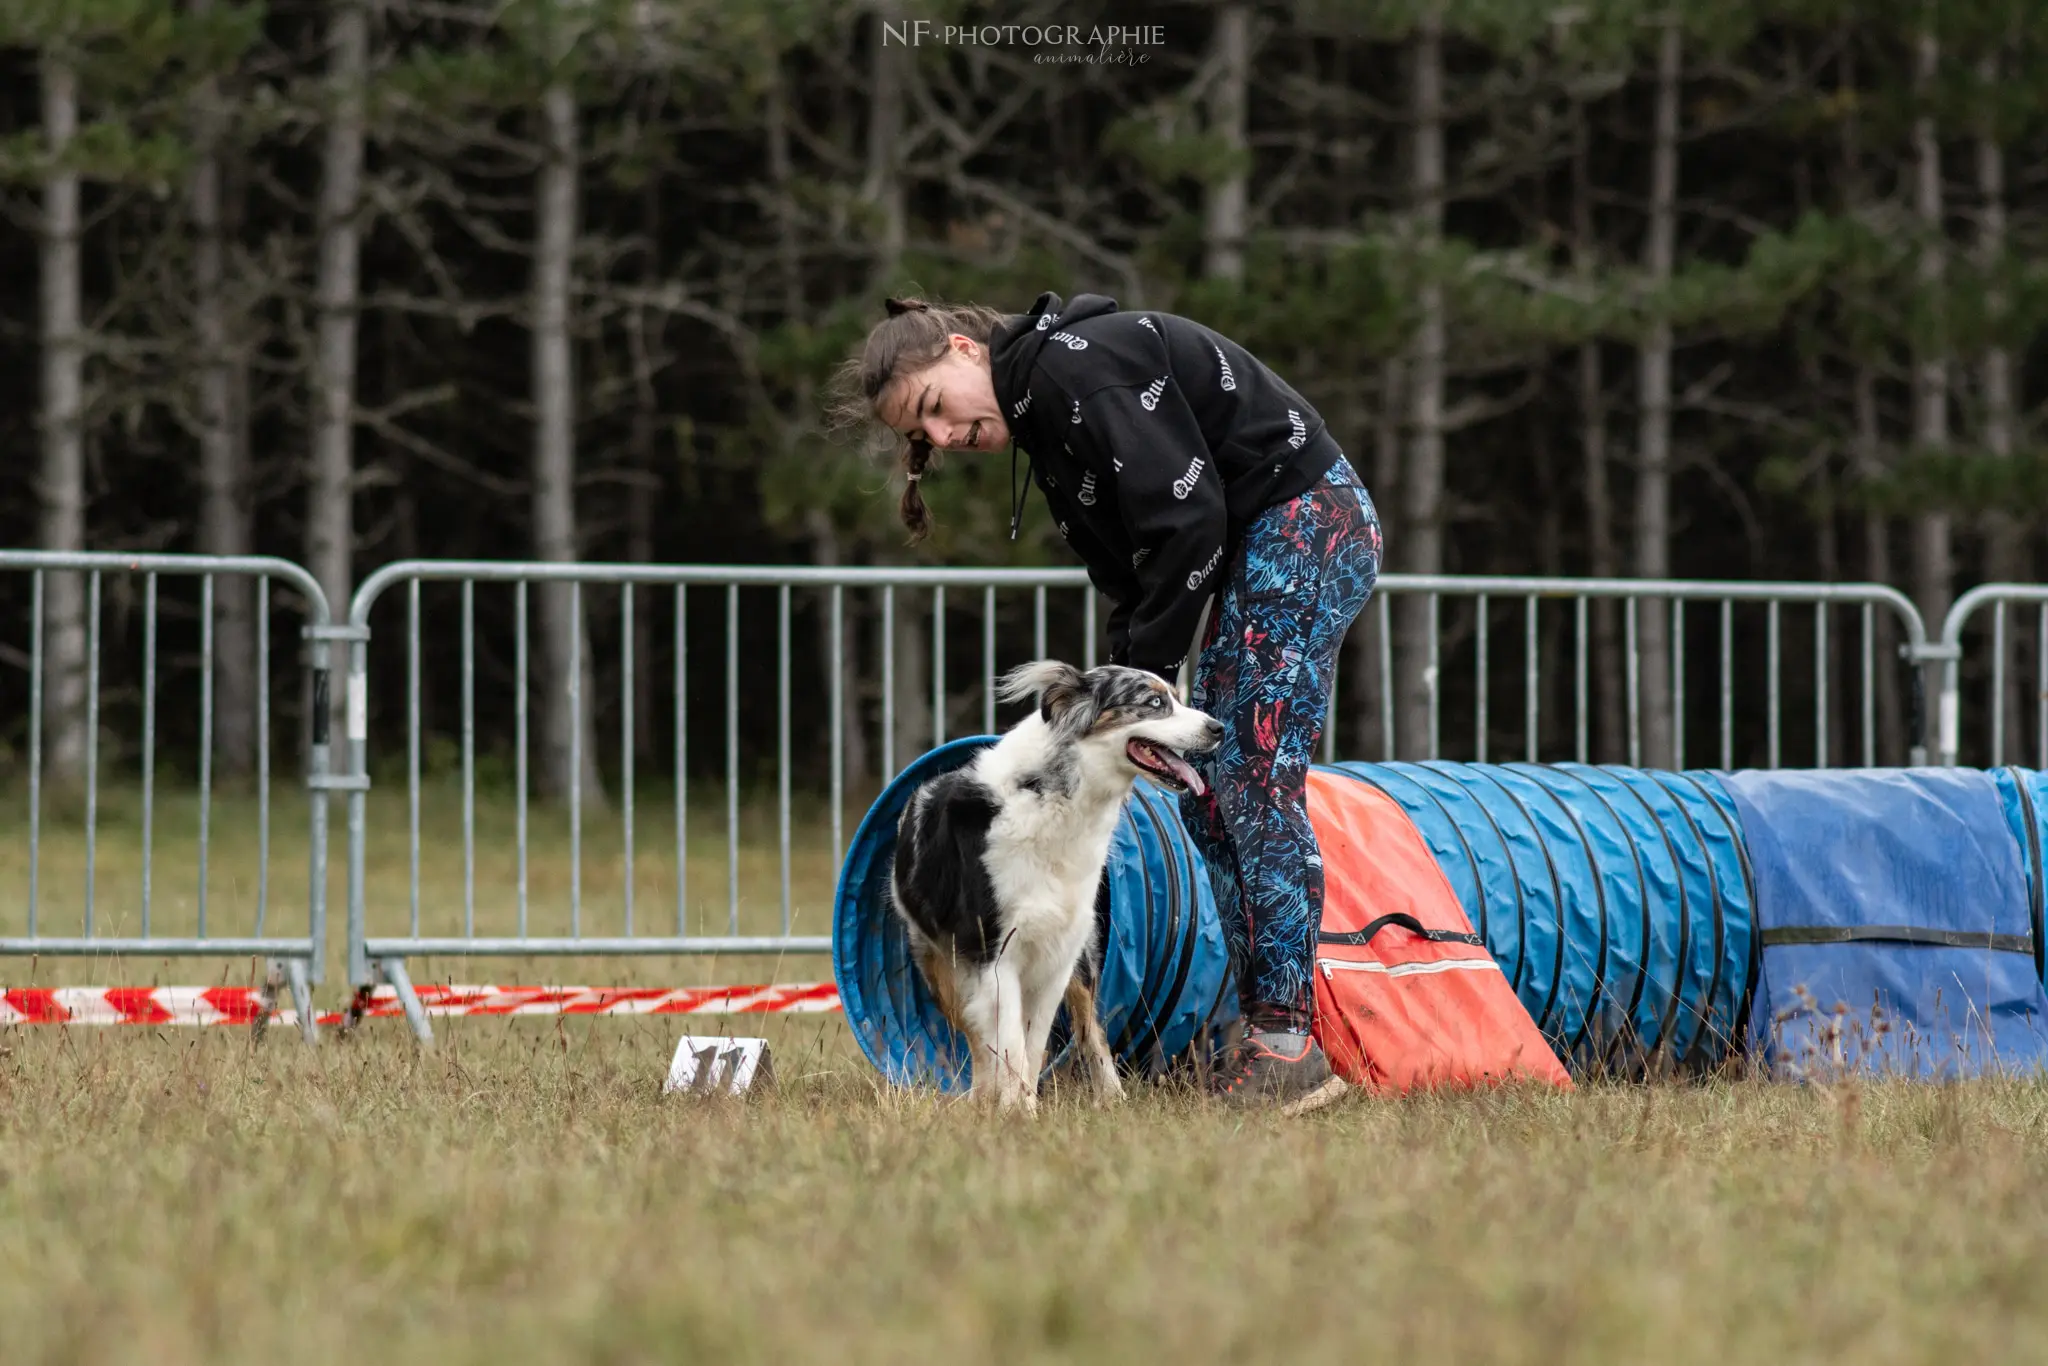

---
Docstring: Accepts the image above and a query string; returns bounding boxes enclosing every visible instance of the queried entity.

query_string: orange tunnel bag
[1305,769,1572,1095]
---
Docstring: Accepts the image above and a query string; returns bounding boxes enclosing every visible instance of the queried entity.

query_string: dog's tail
[996,659,1084,707]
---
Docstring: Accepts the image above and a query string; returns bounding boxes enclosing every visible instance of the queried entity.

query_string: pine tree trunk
[1394,9,1444,759]
[1910,28,1952,717]
[191,0,256,779]
[39,53,88,788]
[533,76,606,808]
[1855,366,1904,765]
[627,183,660,769]
[1633,18,1681,769]
[1976,52,2026,762]
[309,0,365,751]
[862,2,906,281]
[1354,356,1402,759]
[892,605,930,776]
[1573,107,1621,762]
[1203,4,1250,283]
[1840,42,1902,766]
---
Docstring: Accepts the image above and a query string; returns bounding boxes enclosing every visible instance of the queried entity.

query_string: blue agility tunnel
[835,741,2048,1086]
[1325,762,1756,1071]
[832,737,1237,1091]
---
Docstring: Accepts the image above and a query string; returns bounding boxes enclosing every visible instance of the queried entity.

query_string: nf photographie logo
[882,21,1167,64]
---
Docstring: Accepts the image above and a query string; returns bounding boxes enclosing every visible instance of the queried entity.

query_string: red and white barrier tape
[0,983,842,1028]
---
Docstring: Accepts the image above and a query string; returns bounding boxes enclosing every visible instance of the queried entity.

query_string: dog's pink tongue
[1164,750,1206,796]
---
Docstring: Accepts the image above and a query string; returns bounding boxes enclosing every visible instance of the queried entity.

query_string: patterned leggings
[1181,454,1382,1033]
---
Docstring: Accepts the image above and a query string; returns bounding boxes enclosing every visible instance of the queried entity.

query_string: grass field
[6,780,2048,1361]
[4,1022,2048,1363]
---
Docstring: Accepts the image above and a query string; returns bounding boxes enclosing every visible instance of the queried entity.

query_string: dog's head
[996,660,1224,796]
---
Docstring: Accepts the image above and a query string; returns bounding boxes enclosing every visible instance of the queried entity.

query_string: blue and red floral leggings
[1182,454,1381,1034]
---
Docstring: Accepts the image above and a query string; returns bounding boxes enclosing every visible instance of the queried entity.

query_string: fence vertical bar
[1625,596,1641,769]
[829,585,844,865]
[463,580,475,938]
[726,582,739,936]
[1673,598,1686,771]
[1033,585,1047,659]
[778,583,792,936]
[1084,594,1098,670]
[882,586,896,780]
[1475,594,1489,763]
[1720,600,1734,771]
[515,581,529,938]
[27,572,40,936]
[198,574,213,938]
[688,589,696,942]
[84,571,100,937]
[983,585,997,736]
[141,574,157,936]
[256,576,270,935]
[1575,597,1588,763]
[1815,603,1829,768]
[933,586,947,747]
[1992,601,2007,767]
[1767,599,1782,769]
[1427,593,1441,760]
[1861,603,1875,768]
[408,581,421,936]
[1525,594,1538,763]
[571,581,584,938]
[622,584,635,937]
[675,585,687,937]
[1378,594,1394,761]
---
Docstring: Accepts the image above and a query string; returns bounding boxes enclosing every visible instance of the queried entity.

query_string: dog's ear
[996,659,1093,731]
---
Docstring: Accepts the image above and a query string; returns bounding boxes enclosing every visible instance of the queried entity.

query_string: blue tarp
[1328,762,1754,1071]
[1728,767,2048,1078]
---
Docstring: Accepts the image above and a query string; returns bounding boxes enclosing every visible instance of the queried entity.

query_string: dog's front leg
[1064,972,1125,1106]
[990,959,1037,1113]
[1020,966,1070,1101]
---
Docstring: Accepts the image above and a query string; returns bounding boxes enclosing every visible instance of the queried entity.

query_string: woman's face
[877,335,1011,454]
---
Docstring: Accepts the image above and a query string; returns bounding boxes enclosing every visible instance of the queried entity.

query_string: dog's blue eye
[1149,695,1166,709]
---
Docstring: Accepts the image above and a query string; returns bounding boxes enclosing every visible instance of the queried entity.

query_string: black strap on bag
[1759,924,2033,954]
[1319,912,1486,949]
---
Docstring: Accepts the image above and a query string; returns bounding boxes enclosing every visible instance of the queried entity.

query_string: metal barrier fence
[0,552,338,1038]
[335,561,1936,1039]
[1936,584,2048,768]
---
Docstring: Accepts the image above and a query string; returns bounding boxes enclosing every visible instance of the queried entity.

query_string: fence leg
[285,959,317,1044]
[380,957,433,1045]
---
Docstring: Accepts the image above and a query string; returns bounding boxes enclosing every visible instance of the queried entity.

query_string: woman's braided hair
[829,295,1011,541]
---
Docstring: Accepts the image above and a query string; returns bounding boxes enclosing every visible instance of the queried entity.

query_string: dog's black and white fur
[889,660,1224,1112]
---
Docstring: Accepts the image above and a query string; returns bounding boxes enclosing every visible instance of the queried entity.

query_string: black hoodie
[989,291,1344,676]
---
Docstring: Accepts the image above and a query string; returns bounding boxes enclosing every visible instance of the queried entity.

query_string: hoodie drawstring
[1007,441,1033,541]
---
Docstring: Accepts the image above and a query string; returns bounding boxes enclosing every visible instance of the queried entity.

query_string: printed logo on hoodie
[1213,345,1237,392]
[1287,408,1308,449]
[1011,392,1033,419]
[1076,470,1098,506]
[1049,330,1088,351]
[1187,543,1224,590]
[1139,377,1167,411]
[1035,312,1060,331]
[1131,547,1151,568]
[1139,316,1158,333]
[1070,399,1083,424]
[1171,455,1206,500]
